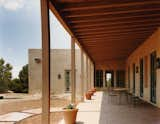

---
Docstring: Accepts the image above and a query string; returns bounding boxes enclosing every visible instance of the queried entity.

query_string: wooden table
[112,87,128,104]
[113,87,128,92]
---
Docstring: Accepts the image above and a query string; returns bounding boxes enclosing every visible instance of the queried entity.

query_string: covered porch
[40,0,160,124]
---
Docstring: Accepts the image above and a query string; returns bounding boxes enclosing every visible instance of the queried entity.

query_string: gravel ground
[0,93,71,123]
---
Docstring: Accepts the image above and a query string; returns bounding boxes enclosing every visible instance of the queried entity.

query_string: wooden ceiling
[50,0,160,63]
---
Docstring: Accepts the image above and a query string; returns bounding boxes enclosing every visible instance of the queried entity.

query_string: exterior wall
[96,60,126,87]
[126,28,160,107]
[29,49,81,95]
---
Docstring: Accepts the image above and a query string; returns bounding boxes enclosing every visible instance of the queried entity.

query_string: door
[105,71,114,87]
[133,64,136,94]
[116,70,125,87]
[65,70,70,91]
[140,58,144,97]
[150,51,156,103]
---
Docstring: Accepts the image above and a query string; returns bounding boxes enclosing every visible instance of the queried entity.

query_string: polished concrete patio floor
[73,91,160,124]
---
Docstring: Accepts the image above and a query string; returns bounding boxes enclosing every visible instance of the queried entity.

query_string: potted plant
[88,89,94,96]
[63,104,78,124]
[85,92,92,100]
[91,88,96,93]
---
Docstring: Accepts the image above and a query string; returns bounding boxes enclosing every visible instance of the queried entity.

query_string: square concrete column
[103,70,106,88]
[41,0,50,123]
[81,50,84,101]
[71,37,76,103]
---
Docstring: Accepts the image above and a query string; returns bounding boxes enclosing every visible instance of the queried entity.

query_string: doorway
[140,58,144,97]
[116,70,125,87]
[95,70,103,87]
[105,71,114,87]
[65,70,70,91]
[150,51,156,104]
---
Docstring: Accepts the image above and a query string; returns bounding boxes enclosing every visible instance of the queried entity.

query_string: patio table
[113,87,128,104]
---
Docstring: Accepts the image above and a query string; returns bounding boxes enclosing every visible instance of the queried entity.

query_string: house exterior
[28,49,83,96]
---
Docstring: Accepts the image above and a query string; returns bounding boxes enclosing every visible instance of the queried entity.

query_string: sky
[0,0,71,78]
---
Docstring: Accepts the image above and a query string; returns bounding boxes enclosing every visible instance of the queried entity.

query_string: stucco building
[28,49,83,95]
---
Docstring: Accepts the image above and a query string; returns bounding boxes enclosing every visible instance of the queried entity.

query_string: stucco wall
[28,49,83,95]
[126,28,160,107]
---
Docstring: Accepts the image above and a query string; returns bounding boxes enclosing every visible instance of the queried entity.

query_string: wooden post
[91,62,94,88]
[103,70,106,88]
[41,0,50,124]
[71,37,76,103]
[81,50,84,101]
[89,59,91,89]
[86,56,88,91]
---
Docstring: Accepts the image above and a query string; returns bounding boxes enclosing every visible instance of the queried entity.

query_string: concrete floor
[73,91,160,124]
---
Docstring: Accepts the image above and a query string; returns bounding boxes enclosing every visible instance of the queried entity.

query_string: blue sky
[0,0,71,78]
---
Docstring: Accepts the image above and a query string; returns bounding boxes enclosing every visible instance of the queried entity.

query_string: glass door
[150,51,157,103]
[140,58,144,97]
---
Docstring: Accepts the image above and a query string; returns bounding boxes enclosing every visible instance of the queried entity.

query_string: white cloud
[0,0,25,11]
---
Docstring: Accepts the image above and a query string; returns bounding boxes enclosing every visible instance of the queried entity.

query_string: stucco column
[81,50,84,101]
[103,70,106,88]
[41,0,50,123]
[71,37,76,103]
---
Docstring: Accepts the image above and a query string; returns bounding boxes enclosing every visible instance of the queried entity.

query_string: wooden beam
[76,29,155,37]
[72,19,160,28]
[41,0,50,124]
[78,31,152,39]
[69,12,160,23]
[79,37,148,42]
[75,27,157,34]
[73,23,159,31]
[71,37,76,103]
[65,7,160,18]
[61,1,160,12]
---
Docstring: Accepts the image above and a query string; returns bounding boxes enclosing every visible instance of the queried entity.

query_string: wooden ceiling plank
[65,7,160,18]
[75,26,157,34]
[76,28,157,36]
[71,18,160,27]
[73,23,159,31]
[72,19,160,28]
[69,12,160,23]
[61,1,160,12]
[77,31,153,39]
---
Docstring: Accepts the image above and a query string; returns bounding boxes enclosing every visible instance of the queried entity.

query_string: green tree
[9,78,23,93]
[18,64,28,93]
[9,64,28,93]
[0,58,12,93]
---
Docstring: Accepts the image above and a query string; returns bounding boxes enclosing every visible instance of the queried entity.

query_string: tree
[9,78,23,93]
[9,64,28,93]
[18,64,28,93]
[0,58,12,93]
